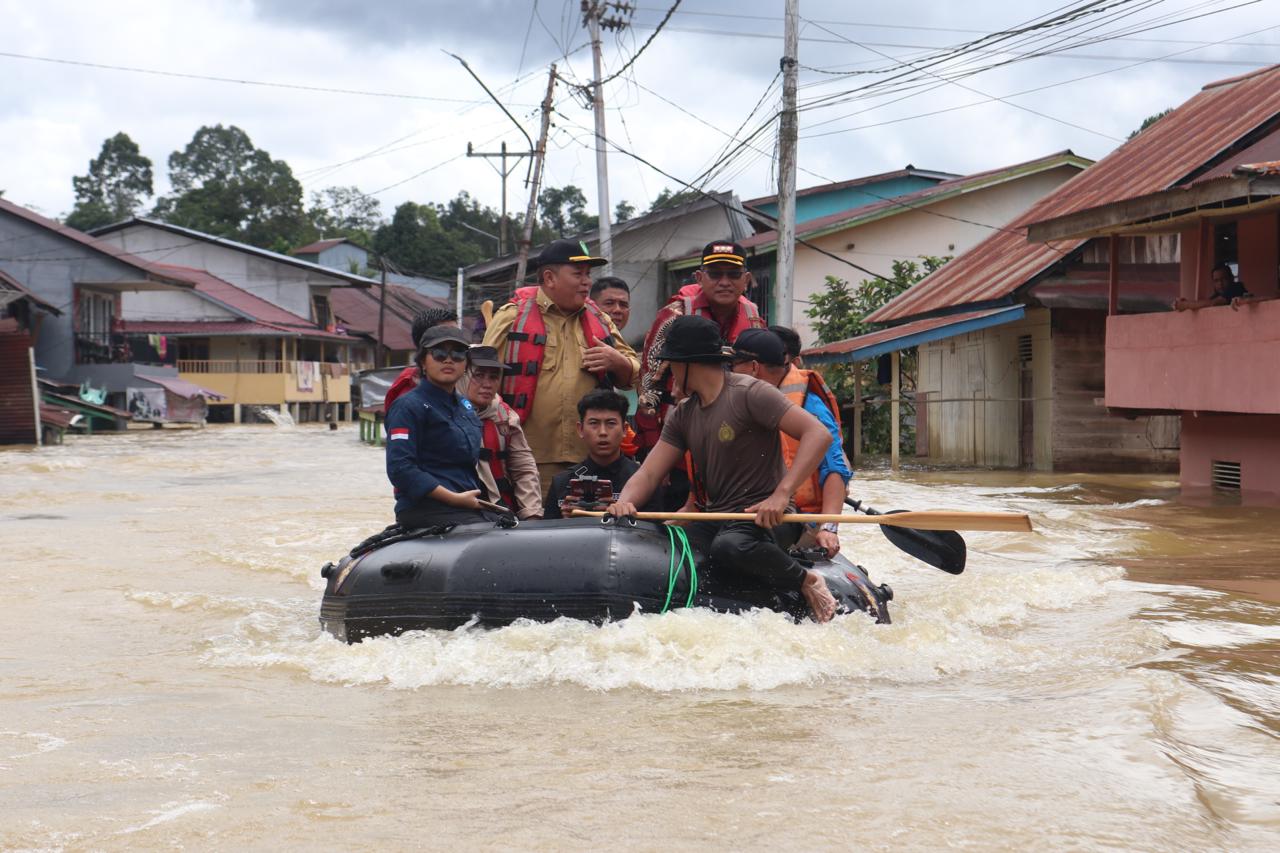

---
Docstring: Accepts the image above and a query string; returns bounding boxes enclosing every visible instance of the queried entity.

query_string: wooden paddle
[480,300,494,325]
[569,509,1032,533]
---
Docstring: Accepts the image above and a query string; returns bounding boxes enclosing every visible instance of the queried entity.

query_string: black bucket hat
[653,315,732,363]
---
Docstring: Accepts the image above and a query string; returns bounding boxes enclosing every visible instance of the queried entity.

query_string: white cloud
[1,0,1277,224]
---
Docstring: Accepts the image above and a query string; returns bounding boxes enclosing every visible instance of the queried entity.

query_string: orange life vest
[478,402,516,509]
[499,286,615,423]
[778,366,843,513]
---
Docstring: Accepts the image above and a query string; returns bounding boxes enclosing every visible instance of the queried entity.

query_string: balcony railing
[177,359,350,376]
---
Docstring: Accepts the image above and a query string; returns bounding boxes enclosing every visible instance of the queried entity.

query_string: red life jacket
[383,365,419,412]
[479,403,516,509]
[675,283,764,344]
[499,286,615,423]
[778,366,843,513]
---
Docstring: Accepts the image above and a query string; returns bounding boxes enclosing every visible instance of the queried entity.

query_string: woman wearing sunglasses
[384,326,491,529]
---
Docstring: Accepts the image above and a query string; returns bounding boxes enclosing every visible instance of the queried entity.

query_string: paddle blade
[880,510,966,575]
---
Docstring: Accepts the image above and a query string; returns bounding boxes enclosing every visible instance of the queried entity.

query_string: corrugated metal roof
[138,373,226,400]
[119,319,338,338]
[742,166,959,208]
[737,151,1089,253]
[0,198,193,289]
[869,63,1280,323]
[0,269,63,315]
[291,238,356,255]
[152,263,320,329]
[328,283,445,351]
[89,218,375,287]
[801,306,1025,364]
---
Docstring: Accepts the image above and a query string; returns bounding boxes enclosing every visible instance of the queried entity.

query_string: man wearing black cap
[732,328,852,558]
[462,345,543,520]
[636,240,767,460]
[483,239,640,497]
[607,315,839,622]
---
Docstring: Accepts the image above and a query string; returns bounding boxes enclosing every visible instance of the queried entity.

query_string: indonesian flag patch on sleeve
[389,428,410,440]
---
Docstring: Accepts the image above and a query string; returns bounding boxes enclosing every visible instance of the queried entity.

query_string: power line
[0,49,536,106]
[596,0,682,87]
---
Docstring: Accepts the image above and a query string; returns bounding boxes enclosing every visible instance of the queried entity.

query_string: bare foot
[800,570,837,623]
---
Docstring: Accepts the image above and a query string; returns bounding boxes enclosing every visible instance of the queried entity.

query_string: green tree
[153,124,308,250]
[806,255,949,455]
[1128,108,1173,140]
[306,185,383,247]
[614,199,635,223]
[373,201,480,277]
[647,186,699,214]
[65,132,154,232]
[538,184,596,237]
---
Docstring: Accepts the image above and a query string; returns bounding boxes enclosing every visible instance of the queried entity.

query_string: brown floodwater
[2,426,1278,850]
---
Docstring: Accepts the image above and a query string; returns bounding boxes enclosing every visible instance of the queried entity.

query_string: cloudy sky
[3,0,1278,224]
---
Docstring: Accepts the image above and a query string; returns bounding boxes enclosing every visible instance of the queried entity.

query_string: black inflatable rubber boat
[319,517,893,642]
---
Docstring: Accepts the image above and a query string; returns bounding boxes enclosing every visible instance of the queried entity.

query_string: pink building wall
[1105,297,1280,413]
[1180,413,1280,501]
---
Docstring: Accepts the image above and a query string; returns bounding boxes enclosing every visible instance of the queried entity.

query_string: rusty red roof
[329,283,440,351]
[123,264,349,341]
[869,64,1280,323]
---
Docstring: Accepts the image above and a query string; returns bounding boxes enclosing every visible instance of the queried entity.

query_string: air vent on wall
[1017,334,1033,364]
[1211,460,1241,491]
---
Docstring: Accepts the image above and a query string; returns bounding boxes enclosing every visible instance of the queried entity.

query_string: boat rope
[661,525,698,613]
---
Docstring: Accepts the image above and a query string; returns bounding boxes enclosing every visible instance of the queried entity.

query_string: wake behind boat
[319,517,893,642]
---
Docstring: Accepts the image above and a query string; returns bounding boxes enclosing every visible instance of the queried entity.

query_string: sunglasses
[427,347,468,362]
[702,268,745,281]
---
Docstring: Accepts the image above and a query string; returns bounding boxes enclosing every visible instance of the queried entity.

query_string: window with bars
[1211,460,1241,492]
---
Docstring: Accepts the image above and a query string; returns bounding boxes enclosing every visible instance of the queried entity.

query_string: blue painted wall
[752,175,945,223]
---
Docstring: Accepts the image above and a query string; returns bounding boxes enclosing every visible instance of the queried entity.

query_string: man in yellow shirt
[483,240,640,496]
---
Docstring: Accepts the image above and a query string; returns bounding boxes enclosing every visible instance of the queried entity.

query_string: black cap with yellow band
[534,238,608,268]
[700,240,747,268]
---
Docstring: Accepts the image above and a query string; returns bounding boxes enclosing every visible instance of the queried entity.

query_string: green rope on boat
[661,525,698,613]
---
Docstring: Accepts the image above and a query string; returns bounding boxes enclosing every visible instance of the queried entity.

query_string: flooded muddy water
[2,426,1278,850]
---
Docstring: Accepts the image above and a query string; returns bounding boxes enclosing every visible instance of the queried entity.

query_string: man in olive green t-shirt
[607,316,837,622]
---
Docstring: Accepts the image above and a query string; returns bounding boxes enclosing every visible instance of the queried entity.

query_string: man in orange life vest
[730,328,852,558]
[482,239,640,496]
[636,240,766,454]
[461,345,543,520]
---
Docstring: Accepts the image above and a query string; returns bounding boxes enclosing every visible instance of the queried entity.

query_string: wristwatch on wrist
[820,522,840,534]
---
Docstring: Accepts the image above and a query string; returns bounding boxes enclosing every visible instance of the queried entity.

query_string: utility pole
[581,1,634,273]
[376,258,388,366]
[776,0,800,327]
[466,141,531,256]
[515,64,558,287]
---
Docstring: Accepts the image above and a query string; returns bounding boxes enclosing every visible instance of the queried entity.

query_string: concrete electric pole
[776,0,800,326]
[465,141,531,256]
[581,1,635,273]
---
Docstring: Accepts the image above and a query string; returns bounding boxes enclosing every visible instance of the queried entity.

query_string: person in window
[385,326,491,529]
[1173,264,1251,311]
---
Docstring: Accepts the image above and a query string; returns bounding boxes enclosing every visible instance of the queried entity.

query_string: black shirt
[543,455,661,519]
[1212,279,1249,302]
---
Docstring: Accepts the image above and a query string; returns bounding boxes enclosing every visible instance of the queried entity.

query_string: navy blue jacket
[385,379,483,515]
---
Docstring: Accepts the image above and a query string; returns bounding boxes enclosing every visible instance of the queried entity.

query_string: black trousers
[395,498,496,529]
[682,520,807,589]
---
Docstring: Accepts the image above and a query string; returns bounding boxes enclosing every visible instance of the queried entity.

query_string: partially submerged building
[1025,65,1280,501]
